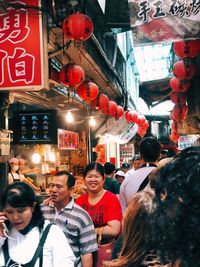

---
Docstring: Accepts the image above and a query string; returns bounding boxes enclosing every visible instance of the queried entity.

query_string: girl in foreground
[0,182,75,267]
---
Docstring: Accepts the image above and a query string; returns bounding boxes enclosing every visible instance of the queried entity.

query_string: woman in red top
[76,162,122,240]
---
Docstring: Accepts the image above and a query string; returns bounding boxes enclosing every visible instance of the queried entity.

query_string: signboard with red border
[58,129,79,150]
[0,0,48,90]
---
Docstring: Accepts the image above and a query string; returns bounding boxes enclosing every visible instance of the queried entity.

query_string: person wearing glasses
[41,171,98,267]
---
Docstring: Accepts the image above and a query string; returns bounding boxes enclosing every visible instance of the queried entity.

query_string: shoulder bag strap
[97,227,104,245]
[2,238,9,265]
[27,223,53,266]
[137,170,155,192]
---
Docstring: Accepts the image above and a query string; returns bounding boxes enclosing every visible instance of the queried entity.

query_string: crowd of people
[1,136,200,267]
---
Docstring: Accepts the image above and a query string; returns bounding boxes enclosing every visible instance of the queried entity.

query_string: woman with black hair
[0,182,75,266]
[150,146,200,267]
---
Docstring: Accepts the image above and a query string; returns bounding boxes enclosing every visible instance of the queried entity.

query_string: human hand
[43,196,51,205]
[0,212,9,237]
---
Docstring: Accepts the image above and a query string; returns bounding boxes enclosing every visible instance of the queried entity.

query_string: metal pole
[88,120,92,163]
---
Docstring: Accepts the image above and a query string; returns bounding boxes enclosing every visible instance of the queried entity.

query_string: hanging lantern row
[59,63,124,119]
[91,93,125,119]
[62,12,94,42]
[169,39,200,140]
[125,110,149,138]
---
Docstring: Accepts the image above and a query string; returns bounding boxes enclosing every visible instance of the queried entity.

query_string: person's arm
[8,173,13,184]
[119,180,128,214]
[82,253,93,267]
[96,220,121,238]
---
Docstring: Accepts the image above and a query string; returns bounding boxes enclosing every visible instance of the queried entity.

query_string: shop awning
[94,116,138,144]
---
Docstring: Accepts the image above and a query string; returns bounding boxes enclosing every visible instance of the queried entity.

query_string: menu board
[13,110,57,144]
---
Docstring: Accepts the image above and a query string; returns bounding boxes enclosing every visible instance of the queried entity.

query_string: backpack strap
[28,223,53,266]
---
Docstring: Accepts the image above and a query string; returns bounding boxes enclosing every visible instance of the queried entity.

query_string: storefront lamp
[89,116,96,127]
[32,152,41,164]
[66,111,74,123]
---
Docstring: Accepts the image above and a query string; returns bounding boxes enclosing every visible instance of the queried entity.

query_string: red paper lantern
[171,121,178,131]
[173,40,200,59]
[170,131,180,143]
[99,94,109,110]
[170,77,190,92]
[129,111,138,123]
[77,81,99,101]
[172,103,188,121]
[173,60,196,80]
[108,101,117,117]
[91,94,108,110]
[60,63,85,87]
[62,12,94,41]
[125,110,138,123]
[115,105,124,119]
[142,120,149,130]
[170,91,187,105]
[125,111,132,122]
[170,112,176,121]
[137,115,146,126]
[137,127,146,138]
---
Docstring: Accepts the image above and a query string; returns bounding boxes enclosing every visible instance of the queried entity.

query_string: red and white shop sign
[58,129,79,150]
[0,0,48,90]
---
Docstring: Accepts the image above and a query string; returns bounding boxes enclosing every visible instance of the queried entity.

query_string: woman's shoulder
[76,193,88,203]
[104,190,119,199]
[43,220,66,237]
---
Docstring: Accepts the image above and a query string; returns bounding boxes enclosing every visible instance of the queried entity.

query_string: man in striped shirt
[41,171,98,267]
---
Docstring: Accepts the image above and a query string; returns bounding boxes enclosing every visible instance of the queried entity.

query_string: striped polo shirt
[41,198,98,267]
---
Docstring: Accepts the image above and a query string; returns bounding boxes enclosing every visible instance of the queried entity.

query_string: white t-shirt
[119,166,156,214]
[0,220,75,267]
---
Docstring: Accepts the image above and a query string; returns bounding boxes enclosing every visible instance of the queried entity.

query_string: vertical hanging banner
[129,0,200,46]
[0,0,48,90]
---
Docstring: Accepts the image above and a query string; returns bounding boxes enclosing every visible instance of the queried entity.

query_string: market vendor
[8,157,21,184]
[18,158,41,192]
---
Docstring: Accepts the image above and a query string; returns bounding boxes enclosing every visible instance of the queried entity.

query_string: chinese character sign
[0,0,48,90]
[129,0,200,45]
[58,129,79,150]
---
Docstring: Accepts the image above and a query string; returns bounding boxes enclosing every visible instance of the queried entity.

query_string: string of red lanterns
[60,12,149,138]
[124,110,149,138]
[169,39,200,143]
